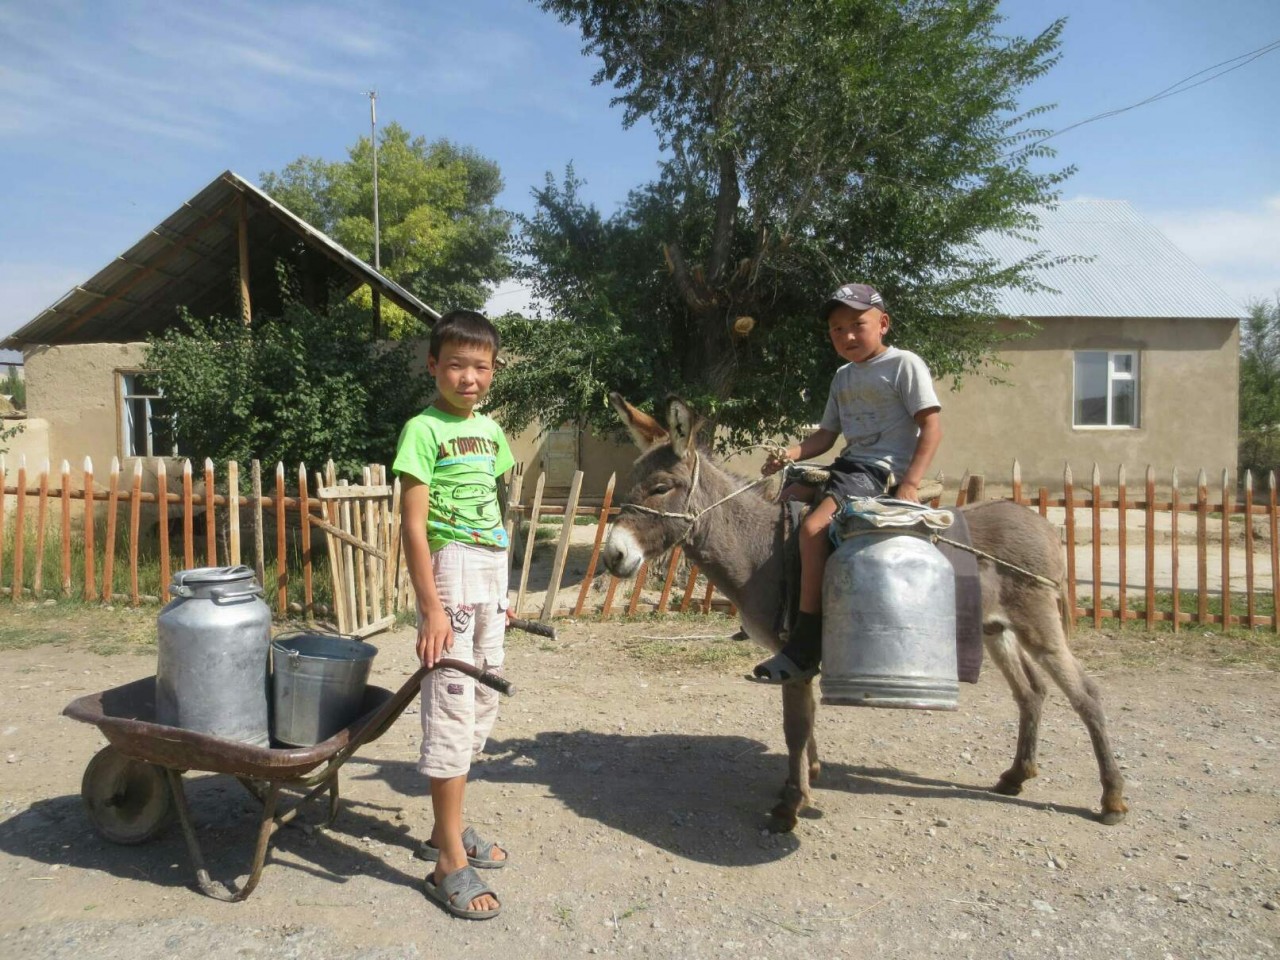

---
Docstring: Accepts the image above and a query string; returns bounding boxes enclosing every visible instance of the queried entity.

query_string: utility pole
[368,90,383,338]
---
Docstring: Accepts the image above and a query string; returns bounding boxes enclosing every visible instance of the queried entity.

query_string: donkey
[601,394,1128,831]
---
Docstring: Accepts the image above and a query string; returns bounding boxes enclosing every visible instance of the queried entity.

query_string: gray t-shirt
[819,346,941,473]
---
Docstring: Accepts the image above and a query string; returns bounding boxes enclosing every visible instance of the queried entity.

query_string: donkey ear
[609,392,669,451]
[665,396,703,458]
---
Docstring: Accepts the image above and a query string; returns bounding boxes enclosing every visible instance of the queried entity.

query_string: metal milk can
[156,565,272,745]
[820,512,958,710]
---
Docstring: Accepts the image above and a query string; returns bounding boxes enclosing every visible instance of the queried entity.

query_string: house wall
[933,316,1239,489]
[21,341,161,489]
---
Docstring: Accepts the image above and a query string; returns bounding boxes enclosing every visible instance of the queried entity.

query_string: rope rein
[616,447,1061,590]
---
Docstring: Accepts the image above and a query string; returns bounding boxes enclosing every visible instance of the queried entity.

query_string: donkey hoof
[767,804,798,833]
[1098,809,1127,826]
[992,775,1024,797]
[808,762,822,784]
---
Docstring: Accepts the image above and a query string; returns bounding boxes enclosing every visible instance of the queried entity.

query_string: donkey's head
[602,393,705,577]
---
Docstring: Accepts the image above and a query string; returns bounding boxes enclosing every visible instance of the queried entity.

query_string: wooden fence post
[1196,469,1208,625]
[228,460,241,566]
[575,473,615,617]
[157,459,170,602]
[1116,464,1127,622]
[33,461,49,598]
[83,457,95,602]
[1221,469,1232,629]
[251,459,264,592]
[60,460,72,598]
[1063,464,1076,621]
[299,463,313,619]
[204,458,217,566]
[1091,463,1102,628]
[1244,470,1255,629]
[181,459,194,571]
[1011,460,1022,504]
[1171,468,1180,633]
[514,472,545,618]
[275,461,287,616]
[13,458,27,601]
[1144,465,1155,630]
[103,458,120,604]
[129,460,142,605]
[541,470,583,621]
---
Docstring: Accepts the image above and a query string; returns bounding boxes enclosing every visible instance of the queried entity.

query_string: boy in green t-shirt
[392,309,514,920]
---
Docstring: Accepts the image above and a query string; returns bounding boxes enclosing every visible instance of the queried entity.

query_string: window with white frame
[1073,351,1138,428]
[119,373,180,457]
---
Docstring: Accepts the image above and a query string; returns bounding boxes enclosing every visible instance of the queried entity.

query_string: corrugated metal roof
[976,200,1242,320]
[1,170,440,350]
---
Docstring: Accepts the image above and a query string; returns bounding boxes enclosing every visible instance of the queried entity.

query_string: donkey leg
[1010,597,1128,824]
[771,680,817,831]
[983,619,1047,796]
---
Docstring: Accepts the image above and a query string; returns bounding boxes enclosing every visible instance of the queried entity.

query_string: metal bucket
[820,517,958,711]
[270,633,378,746]
[156,565,272,744]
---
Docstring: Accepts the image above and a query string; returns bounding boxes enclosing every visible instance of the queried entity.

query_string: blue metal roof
[977,200,1242,320]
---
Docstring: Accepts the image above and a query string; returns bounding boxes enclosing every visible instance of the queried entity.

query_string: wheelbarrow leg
[166,768,279,903]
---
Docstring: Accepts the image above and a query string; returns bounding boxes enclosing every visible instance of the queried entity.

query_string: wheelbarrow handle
[433,657,516,696]
[508,616,557,640]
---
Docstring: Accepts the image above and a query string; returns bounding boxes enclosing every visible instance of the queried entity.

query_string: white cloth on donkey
[836,496,955,532]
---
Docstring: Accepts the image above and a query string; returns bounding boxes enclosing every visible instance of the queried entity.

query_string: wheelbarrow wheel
[81,746,175,845]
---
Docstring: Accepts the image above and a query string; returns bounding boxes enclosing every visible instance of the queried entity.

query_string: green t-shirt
[392,406,515,552]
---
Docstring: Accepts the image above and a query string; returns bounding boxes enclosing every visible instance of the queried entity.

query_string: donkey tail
[1057,578,1073,641]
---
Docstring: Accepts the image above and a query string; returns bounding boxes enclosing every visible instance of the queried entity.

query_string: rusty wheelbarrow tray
[63,659,513,902]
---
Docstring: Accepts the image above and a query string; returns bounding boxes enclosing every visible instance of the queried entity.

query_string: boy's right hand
[417,603,454,668]
[761,448,791,477]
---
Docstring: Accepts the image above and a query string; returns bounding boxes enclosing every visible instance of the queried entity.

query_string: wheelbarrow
[63,658,514,902]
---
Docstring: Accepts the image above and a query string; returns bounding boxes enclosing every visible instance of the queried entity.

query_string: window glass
[1074,352,1109,426]
[1112,378,1136,426]
[120,373,179,457]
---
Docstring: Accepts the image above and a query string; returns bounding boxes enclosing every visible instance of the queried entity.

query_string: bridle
[616,450,773,545]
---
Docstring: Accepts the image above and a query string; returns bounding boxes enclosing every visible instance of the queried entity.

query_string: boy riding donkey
[751,283,942,684]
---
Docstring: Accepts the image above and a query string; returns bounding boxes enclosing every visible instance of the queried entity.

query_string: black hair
[428,309,501,361]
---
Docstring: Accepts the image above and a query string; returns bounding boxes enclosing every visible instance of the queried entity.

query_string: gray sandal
[747,651,819,685]
[424,864,501,920]
[420,825,508,869]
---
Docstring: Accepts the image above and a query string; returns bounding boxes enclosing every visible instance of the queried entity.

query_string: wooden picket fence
[4,453,1280,635]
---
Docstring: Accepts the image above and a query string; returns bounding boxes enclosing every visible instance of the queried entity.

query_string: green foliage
[261,122,513,334]
[1239,295,1280,477]
[487,0,1072,442]
[2,367,25,409]
[145,275,431,476]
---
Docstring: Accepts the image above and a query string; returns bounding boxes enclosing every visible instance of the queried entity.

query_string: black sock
[781,611,823,669]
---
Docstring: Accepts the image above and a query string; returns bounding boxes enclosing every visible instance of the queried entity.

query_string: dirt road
[1,609,1277,959]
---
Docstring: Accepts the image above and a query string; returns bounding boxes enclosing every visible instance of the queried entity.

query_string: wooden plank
[299,464,313,619]
[700,580,715,615]
[204,459,217,566]
[251,460,265,593]
[954,469,970,507]
[0,458,6,594]
[182,459,194,571]
[319,469,346,632]
[1037,486,1048,519]
[1171,468,1180,634]
[541,470,583,621]
[315,484,393,500]
[1144,466,1156,630]
[600,572,622,618]
[60,460,72,597]
[363,466,381,628]
[1116,465,1127,622]
[656,547,682,613]
[1063,464,1076,619]
[1244,471,1256,629]
[626,560,648,616]
[156,460,170,602]
[344,480,365,629]
[502,467,525,586]
[1221,470,1232,629]
[1196,469,1208,625]
[228,460,241,566]
[82,458,95,602]
[1271,472,1279,635]
[129,460,142,606]
[574,474,615,617]
[103,458,120,604]
[1011,460,1022,504]
[679,564,701,613]
[514,472,545,618]
[347,614,395,639]
[276,462,288,616]
[12,459,26,601]
[1091,463,1102,628]
[389,473,406,615]
[32,462,49,597]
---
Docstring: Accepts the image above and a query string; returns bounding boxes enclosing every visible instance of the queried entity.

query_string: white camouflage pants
[418,542,508,779]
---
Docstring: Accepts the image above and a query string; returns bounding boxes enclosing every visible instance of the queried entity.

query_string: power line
[1030,37,1280,148]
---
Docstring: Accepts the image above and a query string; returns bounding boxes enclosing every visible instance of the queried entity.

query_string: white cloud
[1151,196,1280,307]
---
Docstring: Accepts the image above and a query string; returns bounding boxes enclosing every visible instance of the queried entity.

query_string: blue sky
[2,0,1278,354]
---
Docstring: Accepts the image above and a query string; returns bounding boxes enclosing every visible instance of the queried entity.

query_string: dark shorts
[822,456,891,503]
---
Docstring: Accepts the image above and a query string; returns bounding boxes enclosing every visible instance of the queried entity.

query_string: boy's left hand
[895,480,921,503]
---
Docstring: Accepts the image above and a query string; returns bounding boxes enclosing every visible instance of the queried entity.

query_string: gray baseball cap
[820,282,887,319]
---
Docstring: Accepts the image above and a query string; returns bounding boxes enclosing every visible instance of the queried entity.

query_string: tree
[1239,295,1280,477]
[488,0,1071,444]
[261,123,512,336]
[145,272,431,476]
